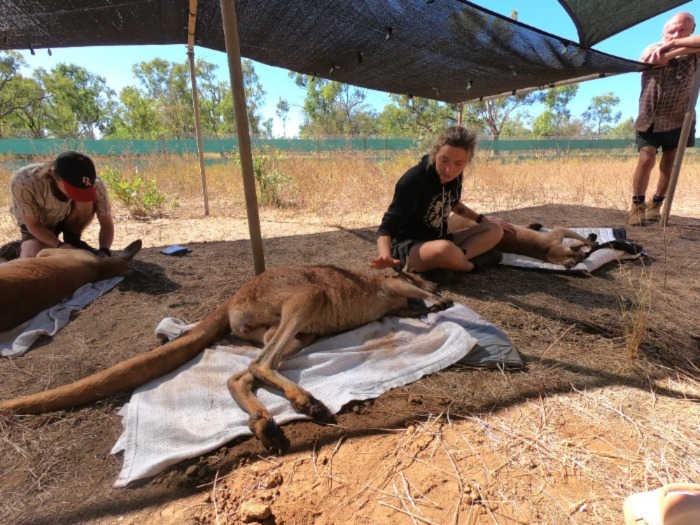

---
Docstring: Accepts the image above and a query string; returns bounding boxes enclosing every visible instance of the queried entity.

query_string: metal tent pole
[660,65,700,227]
[187,0,210,216]
[219,0,265,274]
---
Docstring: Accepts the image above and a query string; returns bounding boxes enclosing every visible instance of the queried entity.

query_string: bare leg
[655,148,677,197]
[63,201,96,237]
[407,239,474,273]
[631,146,657,197]
[452,222,503,258]
[20,238,51,258]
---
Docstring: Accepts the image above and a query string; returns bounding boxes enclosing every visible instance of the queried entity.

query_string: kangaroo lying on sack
[0,240,143,332]
[448,214,597,269]
[0,265,453,453]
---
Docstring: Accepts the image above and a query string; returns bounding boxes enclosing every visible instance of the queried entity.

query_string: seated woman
[371,125,513,282]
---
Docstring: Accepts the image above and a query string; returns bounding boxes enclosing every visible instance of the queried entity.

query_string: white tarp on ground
[500,227,641,272]
[0,277,123,357]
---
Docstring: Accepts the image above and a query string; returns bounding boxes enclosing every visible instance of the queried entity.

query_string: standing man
[10,151,114,258]
[629,11,700,226]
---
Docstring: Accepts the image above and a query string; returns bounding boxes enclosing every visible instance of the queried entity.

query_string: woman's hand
[487,217,516,234]
[370,255,400,270]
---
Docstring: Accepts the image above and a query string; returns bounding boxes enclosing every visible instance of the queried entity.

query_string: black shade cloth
[0,0,649,103]
[558,0,690,48]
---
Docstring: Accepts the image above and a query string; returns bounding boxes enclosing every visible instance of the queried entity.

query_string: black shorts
[635,123,696,152]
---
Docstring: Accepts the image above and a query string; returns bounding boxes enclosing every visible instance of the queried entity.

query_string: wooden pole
[660,65,700,227]
[219,0,265,274]
[187,0,209,216]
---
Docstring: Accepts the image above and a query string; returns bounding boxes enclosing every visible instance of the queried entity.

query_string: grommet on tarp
[466,80,473,90]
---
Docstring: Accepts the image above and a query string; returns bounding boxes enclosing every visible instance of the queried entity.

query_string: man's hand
[370,255,400,270]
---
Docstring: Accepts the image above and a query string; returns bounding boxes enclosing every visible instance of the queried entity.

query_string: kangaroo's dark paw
[428,298,453,312]
[250,417,290,455]
[295,395,334,422]
[587,233,598,242]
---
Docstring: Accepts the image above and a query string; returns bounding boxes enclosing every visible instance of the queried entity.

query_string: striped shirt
[10,163,111,228]
[634,46,698,133]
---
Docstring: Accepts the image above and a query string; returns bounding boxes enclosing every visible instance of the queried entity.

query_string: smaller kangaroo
[0,240,142,332]
[448,214,597,269]
[0,265,452,453]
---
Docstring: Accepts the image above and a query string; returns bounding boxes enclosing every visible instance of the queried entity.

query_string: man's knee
[637,146,657,167]
[20,239,45,258]
[64,202,96,232]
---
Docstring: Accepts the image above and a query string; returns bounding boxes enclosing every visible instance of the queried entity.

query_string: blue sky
[17,1,698,137]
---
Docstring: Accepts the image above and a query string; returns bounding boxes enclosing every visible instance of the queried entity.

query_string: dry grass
[2,151,700,241]
[198,380,700,524]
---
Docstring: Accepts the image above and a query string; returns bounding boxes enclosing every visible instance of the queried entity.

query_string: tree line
[0,50,633,141]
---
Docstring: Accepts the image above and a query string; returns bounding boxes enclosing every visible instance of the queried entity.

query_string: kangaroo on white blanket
[0,240,142,332]
[448,214,597,269]
[0,265,452,453]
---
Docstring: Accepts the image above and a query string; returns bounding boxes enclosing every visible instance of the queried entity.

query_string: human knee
[65,202,96,232]
[483,222,504,243]
[20,240,44,258]
[637,147,657,168]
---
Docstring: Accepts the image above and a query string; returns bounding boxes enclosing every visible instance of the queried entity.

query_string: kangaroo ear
[569,244,584,253]
[120,239,143,260]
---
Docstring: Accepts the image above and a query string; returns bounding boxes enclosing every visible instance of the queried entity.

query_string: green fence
[0,138,642,156]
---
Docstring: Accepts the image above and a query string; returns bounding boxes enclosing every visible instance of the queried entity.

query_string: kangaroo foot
[291,394,334,422]
[249,416,290,454]
[427,297,453,312]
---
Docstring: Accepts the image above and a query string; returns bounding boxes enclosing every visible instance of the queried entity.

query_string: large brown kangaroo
[448,214,597,269]
[0,265,453,453]
[0,240,142,332]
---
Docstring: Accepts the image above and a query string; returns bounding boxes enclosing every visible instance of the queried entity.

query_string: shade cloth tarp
[558,0,690,48]
[0,0,655,103]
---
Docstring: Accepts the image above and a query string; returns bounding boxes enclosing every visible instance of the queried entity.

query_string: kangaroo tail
[0,302,231,415]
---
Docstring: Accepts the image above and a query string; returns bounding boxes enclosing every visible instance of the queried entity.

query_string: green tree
[532,84,579,138]
[105,86,161,139]
[276,98,290,137]
[0,51,46,138]
[379,95,457,138]
[291,73,378,137]
[463,94,539,140]
[606,117,635,139]
[583,92,622,138]
[131,58,193,138]
[36,64,116,139]
[219,59,269,137]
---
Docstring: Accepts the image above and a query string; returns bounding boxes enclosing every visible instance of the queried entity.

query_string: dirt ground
[1,204,699,525]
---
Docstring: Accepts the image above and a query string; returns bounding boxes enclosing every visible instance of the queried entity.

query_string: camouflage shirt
[10,163,111,228]
[634,46,698,133]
